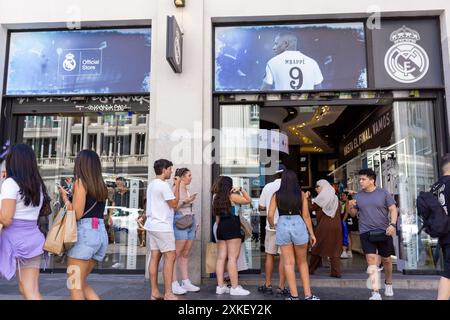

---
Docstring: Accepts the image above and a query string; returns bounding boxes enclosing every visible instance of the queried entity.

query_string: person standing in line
[213,176,252,296]
[307,180,343,278]
[0,144,50,300]
[431,154,450,300]
[58,150,109,300]
[340,192,351,259]
[349,169,398,300]
[341,192,356,259]
[257,164,289,296]
[144,159,181,300]
[211,179,248,286]
[268,169,319,300]
[171,167,200,294]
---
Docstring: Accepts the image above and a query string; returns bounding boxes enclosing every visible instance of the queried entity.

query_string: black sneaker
[304,294,320,300]
[257,284,273,295]
[286,295,300,300]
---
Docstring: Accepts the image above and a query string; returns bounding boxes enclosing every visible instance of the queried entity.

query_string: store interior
[220,99,442,275]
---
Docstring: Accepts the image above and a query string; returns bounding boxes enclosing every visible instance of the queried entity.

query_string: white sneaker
[172,281,187,295]
[216,285,230,295]
[181,279,200,292]
[384,283,394,297]
[369,291,382,300]
[230,285,250,296]
[340,251,349,259]
[347,251,353,258]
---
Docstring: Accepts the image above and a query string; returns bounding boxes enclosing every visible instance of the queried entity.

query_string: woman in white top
[0,144,50,300]
[171,168,200,294]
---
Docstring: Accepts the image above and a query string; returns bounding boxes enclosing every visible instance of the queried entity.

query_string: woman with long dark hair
[212,176,251,296]
[0,144,50,299]
[58,149,108,300]
[268,169,319,300]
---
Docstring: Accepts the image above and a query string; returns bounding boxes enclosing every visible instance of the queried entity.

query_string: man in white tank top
[262,32,323,91]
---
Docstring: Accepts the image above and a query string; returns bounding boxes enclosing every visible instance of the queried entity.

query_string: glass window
[219,104,262,272]
[17,112,149,272]
[392,101,439,272]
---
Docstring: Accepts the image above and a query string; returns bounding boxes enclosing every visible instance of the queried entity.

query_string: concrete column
[146,0,205,284]
[96,132,102,155]
[82,116,90,150]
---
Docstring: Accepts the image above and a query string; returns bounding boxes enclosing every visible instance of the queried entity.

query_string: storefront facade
[1,1,450,283]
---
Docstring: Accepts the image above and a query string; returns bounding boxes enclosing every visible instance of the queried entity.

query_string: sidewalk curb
[202,277,441,290]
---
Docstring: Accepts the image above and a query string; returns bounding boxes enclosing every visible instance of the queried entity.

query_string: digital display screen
[6,28,151,95]
[215,22,367,92]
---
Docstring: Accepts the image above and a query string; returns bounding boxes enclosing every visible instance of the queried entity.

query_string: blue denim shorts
[173,213,196,241]
[276,215,309,246]
[67,218,108,262]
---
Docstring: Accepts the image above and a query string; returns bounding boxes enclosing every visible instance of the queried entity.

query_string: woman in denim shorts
[59,150,108,300]
[171,168,200,294]
[268,169,319,300]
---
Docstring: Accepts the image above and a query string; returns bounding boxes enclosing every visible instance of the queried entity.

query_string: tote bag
[205,242,217,274]
[44,206,75,255]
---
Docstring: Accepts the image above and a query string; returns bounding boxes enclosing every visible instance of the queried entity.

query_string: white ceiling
[260,106,347,153]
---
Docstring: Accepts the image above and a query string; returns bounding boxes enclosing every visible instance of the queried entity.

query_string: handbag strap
[81,201,98,218]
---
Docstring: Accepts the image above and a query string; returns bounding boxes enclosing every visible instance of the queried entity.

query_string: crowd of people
[0,144,449,300]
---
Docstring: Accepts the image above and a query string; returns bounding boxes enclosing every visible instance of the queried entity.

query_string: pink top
[173,184,193,216]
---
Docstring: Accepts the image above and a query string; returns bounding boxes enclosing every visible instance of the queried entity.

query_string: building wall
[1,0,450,282]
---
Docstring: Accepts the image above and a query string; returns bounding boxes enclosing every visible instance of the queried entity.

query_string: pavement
[0,272,441,300]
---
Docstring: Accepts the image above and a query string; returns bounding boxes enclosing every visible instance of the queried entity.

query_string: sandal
[276,287,290,296]
[258,284,273,294]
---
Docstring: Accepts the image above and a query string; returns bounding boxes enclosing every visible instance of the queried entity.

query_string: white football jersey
[263,51,323,90]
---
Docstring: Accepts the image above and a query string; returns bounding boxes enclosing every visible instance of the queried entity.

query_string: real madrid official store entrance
[0,27,151,273]
[211,16,449,275]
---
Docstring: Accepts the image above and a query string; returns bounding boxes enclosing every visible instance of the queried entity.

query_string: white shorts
[148,231,175,253]
[265,230,280,255]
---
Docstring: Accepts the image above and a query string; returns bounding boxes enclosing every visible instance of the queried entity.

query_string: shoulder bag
[44,201,97,255]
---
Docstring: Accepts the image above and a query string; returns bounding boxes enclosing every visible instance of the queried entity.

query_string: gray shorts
[148,231,176,253]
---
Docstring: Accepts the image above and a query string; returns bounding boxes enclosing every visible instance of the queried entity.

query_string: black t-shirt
[82,195,106,220]
[114,190,130,208]
[432,175,450,245]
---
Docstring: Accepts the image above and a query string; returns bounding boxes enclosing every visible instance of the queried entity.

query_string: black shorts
[217,215,242,241]
[442,244,450,279]
[360,231,396,258]
[346,218,359,232]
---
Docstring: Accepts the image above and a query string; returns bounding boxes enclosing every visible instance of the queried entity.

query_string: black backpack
[416,188,450,238]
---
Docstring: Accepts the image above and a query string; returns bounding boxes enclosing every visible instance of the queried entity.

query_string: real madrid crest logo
[384,26,429,83]
[62,53,77,72]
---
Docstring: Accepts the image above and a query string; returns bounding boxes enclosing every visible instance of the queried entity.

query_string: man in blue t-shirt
[349,169,398,300]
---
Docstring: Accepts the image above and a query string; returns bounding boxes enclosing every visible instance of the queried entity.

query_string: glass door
[17,112,150,272]
[219,104,262,272]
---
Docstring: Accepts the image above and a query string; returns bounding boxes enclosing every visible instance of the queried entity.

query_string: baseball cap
[276,164,286,173]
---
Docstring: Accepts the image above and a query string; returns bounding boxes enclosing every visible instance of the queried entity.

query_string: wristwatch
[389,223,397,228]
